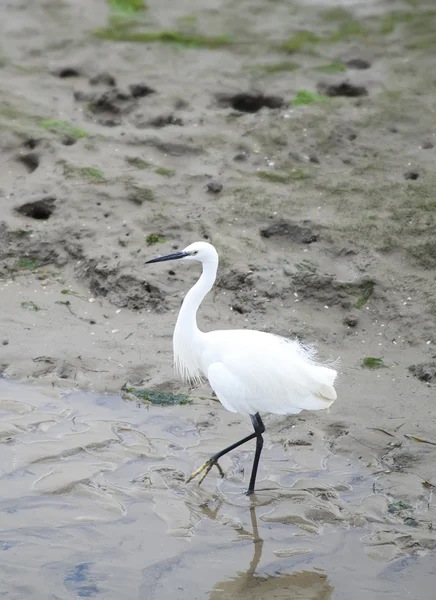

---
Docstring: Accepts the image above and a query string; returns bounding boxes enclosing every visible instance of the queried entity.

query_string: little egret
[146,241,338,495]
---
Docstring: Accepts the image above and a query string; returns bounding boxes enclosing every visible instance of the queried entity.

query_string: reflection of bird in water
[208,506,334,600]
[146,241,338,495]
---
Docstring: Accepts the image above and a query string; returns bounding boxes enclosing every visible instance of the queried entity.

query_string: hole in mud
[404,171,419,180]
[218,93,284,113]
[61,136,77,146]
[53,67,81,78]
[17,152,40,173]
[318,81,368,97]
[23,138,39,150]
[16,197,55,220]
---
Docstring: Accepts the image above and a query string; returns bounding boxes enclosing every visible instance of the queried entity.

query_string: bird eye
[192,250,198,255]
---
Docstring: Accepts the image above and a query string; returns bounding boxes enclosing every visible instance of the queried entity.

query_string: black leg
[186,412,266,491]
[246,413,265,495]
[186,429,258,484]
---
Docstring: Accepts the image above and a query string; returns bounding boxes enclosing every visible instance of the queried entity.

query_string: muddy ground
[1,0,436,598]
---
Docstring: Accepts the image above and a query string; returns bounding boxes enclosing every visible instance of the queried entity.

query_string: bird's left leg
[186,429,259,485]
[187,413,267,489]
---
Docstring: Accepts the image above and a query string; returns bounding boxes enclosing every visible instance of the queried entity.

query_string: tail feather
[319,383,337,401]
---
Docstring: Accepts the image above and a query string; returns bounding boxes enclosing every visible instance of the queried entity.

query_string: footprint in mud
[16,151,40,173]
[15,196,55,220]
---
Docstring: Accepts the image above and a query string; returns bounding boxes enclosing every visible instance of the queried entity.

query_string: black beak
[145,251,189,264]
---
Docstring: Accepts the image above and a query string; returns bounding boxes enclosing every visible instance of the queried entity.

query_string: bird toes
[186,457,224,485]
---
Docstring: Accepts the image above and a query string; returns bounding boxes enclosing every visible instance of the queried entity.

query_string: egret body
[146,241,338,494]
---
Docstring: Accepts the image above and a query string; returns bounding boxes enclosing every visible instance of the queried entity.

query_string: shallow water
[0,379,433,599]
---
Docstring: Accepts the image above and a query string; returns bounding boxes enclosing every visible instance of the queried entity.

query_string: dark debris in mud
[146,114,183,128]
[129,83,156,98]
[346,58,371,69]
[318,81,368,97]
[89,71,116,86]
[409,362,436,383]
[260,221,318,244]
[206,181,223,194]
[52,67,81,78]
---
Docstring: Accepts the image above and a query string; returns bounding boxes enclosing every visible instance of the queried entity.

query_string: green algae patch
[94,27,232,48]
[321,8,353,22]
[21,301,41,312]
[17,258,40,270]
[146,233,166,245]
[291,90,329,107]
[279,31,320,53]
[155,167,175,177]
[362,356,386,370]
[107,0,147,14]
[354,281,374,308]
[125,156,151,169]
[314,62,345,74]
[328,21,369,42]
[38,120,87,139]
[253,61,300,73]
[63,162,105,182]
[125,387,192,405]
[388,500,412,513]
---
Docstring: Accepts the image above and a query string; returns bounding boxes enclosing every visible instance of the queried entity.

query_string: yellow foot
[186,458,225,485]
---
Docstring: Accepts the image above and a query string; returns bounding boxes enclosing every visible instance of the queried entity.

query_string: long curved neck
[174,259,218,340]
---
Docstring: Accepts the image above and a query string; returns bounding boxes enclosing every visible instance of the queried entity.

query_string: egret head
[145,241,218,265]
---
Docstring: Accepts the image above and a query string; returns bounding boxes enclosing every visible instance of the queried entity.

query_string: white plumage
[146,240,338,494]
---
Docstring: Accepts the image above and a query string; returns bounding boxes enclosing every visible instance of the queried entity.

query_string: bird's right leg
[186,430,258,485]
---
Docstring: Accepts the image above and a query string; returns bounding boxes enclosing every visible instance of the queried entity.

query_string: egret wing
[205,330,337,416]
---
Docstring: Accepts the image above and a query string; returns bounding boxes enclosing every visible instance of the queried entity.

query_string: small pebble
[404,171,419,180]
[2,340,9,345]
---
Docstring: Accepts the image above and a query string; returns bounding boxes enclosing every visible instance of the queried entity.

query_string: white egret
[146,241,338,495]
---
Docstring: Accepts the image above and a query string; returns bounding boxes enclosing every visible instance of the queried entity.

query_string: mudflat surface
[1,0,436,598]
